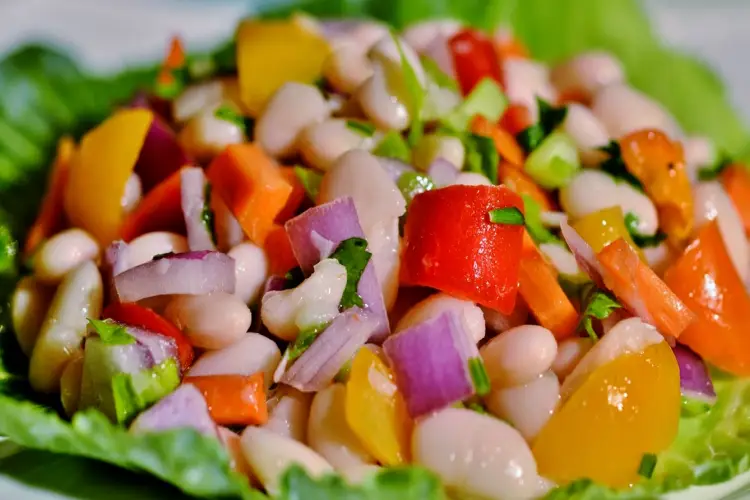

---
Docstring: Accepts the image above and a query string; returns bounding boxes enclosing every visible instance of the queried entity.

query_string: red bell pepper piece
[102,302,194,371]
[400,185,524,314]
[448,29,503,96]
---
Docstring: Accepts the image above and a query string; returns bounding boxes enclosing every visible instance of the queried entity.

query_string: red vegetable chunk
[448,29,503,95]
[400,185,524,314]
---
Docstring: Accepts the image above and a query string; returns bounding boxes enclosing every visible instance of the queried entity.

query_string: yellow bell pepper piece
[237,20,330,116]
[63,109,153,245]
[571,206,646,262]
[345,348,412,465]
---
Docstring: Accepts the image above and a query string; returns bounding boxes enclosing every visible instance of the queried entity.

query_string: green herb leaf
[213,105,246,133]
[393,34,425,146]
[87,319,134,346]
[294,165,323,201]
[697,154,731,181]
[599,141,644,190]
[287,322,330,363]
[397,172,435,207]
[441,78,507,132]
[345,120,376,137]
[464,133,499,184]
[468,357,491,396]
[516,98,567,153]
[624,212,668,248]
[373,131,411,162]
[577,290,622,341]
[638,453,658,479]
[467,401,489,415]
[522,194,560,245]
[330,237,372,310]
[112,358,180,425]
[488,207,525,225]
[201,183,217,245]
[421,56,459,92]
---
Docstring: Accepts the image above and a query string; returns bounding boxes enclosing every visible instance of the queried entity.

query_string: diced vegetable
[500,103,533,136]
[112,358,181,424]
[293,166,323,202]
[524,131,580,189]
[237,20,330,116]
[448,29,502,96]
[276,167,307,223]
[181,167,216,251]
[597,238,694,339]
[721,163,750,235]
[113,251,235,303]
[131,109,191,192]
[462,133,499,184]
[87,318,135,345]
[499,162,554,211]
[571,206,644,261]
[130,384,218,437]
[120,169,186,242]
[64,109,153,245]
[206,144,293,245]
[671,343,716,404]
[560,221,605,288]
[664,221,750,375]
[264,224,299,276]
[442,78,507,132]
[516,98,567,153]
[577,289,622,341]
[383,310,481,418]
[426,158,458,187]
[184,373,268,426]
[372,132,411,163]
[401,185,524,314]
[471,115,524,167]
[397,172,435,207]
[522,195,558,245]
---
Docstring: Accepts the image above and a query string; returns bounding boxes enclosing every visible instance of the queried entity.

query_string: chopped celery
[397,171,435,206]
[441,78,507,132]
[112,358,181,425]
[524,131,580,189]
[373,131,411,163]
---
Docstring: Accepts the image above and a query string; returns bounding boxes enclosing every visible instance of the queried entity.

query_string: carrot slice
[471,115,525,166]
[275,166,306,223]
[207,144,292,245]
[184,373,268,426]
[596,238,694,338]
[264,224,298,276]
[164,36,186,69]
[120,168,185,242]
[24,136,75,256]
[498,162,555,211]
[721,164,750,236]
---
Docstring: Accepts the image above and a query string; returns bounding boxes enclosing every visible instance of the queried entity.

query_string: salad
[2,4,750,500]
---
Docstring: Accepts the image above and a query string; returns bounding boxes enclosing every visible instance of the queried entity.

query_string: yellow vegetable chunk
[571,206,645,262]
[63,109,152,245]
[237,20,330,116]
[345,348,412,465]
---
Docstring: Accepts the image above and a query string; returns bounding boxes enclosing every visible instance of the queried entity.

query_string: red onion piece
[181,167,216,251]
[285,197,390,343]
[672,343,716,403]
[126,325,179,367]
[427,158,459,188]
[129,91,171,124]
[133,113,192,192]
[130,384,218,437]
[264,275,287,294]
[383,310,479,418]
[280,308,378,392]
[560,221,605,288]
[114,251,235,303]
[377,157,415,183]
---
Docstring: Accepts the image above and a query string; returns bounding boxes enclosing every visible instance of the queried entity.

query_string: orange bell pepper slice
[471,115,525,166]
[264,224,298,276]
[275,166,306,224]
[184,373,268,426]
[721,163,750,236]
[500,103,533,137]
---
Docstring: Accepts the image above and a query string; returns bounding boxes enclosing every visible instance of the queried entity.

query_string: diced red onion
[285,197,390,342]
[114,251,235,302]
[130,384,218,438]
[181,167,216,251]
[105,240,130,276]
[129,92,171,124]
[560,221,605,288]
[126,325,179,367]
[383,310,479,418]
[672,343,716,403]
[377,157,415,183]
[264,275,287,294]
[133,113,192,192]
[427,158,459,188]
[310,231,335,260]
[279,308,378,392]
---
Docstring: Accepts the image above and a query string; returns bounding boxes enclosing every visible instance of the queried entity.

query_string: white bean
[121,172,142,214]
[692,181,749,281]
[164,293,252,350]
[550,52,625,101]
[60,353,84,417]
[357,62,411,131]
[255,82,329,159]
[228,242,268,306]
[502,58,557,120]
[560,169,659,236]
[484,371,560,442]
[403,20,462,54]
[561,103,609,166]
[683,136,717,184]
[482,302,530,335]
[318,149,406,232]
[298,119,377,172]
[453,172,492,186]
[187,332,281,389]
[365,217,400,311]
[241,426,333,496]
[261,259,347,341]
[213,197,245,252]
[179,103,245,162]
[173,79,228,123]
[265,386,313,442]
[591,84,682,139]
[339,464,382,485]
[412,134,465,172]
[413,408,551,500]
[308,384,376,470]
[551,337,594,380]
[125,232,188,270]
[397,293,485,344]
[34,228,100,285]
[29,261,103,393]
[323,45,374,95]
[539,243,581,278]
[480,324,557,387]
[561,317,663,401]
[369,35,425,85]
[11,276,54,356]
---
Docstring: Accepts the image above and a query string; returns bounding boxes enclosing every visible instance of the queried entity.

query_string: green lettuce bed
[1,1,750,499]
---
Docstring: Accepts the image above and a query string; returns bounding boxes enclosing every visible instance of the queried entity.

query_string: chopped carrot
[184,373,268,426]
[500,103,533,136]
[557,88,590,107]
[275,166,306,223]
[120,168,185,241]
[264,224,298,276]
[24,136,75,256]
[207,144,293,245]
[471,115,525,166]
[499,162,555,211]
[596,238,694,339]
[164,36,186,69]
[518,232,578,340]
[721,164,750,236]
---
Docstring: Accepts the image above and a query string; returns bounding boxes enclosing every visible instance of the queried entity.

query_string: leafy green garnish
[345,120,376,137]
[87,319,134,346]
[464,133,499,184]
[112,359,180,425]
[577,290,622,341]
[697,154,731,181]
[467,357,491,396]
[599,141,644,190]
[201,183,217,245]
[393,34,426,146]
[624,212,668,248]
[488,207,525,225]
[467,401,489,415]
[372,131,411,163]
[420,56,459,93]
[294,165,323,201]
[330,237,372,310]
[522,194,560,245]
[213,105,246,133]
[638,454,658,479]
[681,395,712,418]
[441,78,507,132]
[287,322,330,363]
[397,172,435,207]
[516,98,567,153]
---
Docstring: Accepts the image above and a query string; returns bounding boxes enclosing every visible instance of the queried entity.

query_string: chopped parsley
[577,290,622,341]
[468,357,491,396]
[599,141,644,190]
[201,183,217,245]
[488,207,525,225]
[522,195,561,245]
[697,153,731,181]
[287,322,330,363]
[637,453,658,479]
[88,318,134,345]
[464,133,499,184]
[345,120,376,137]
[624,212,667,247]
[294,166,323,201]
[517,98,567,153]
[330,237,372,310]
[467,401,489,415]
[214,105,245,131]
[372,131,411,163]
